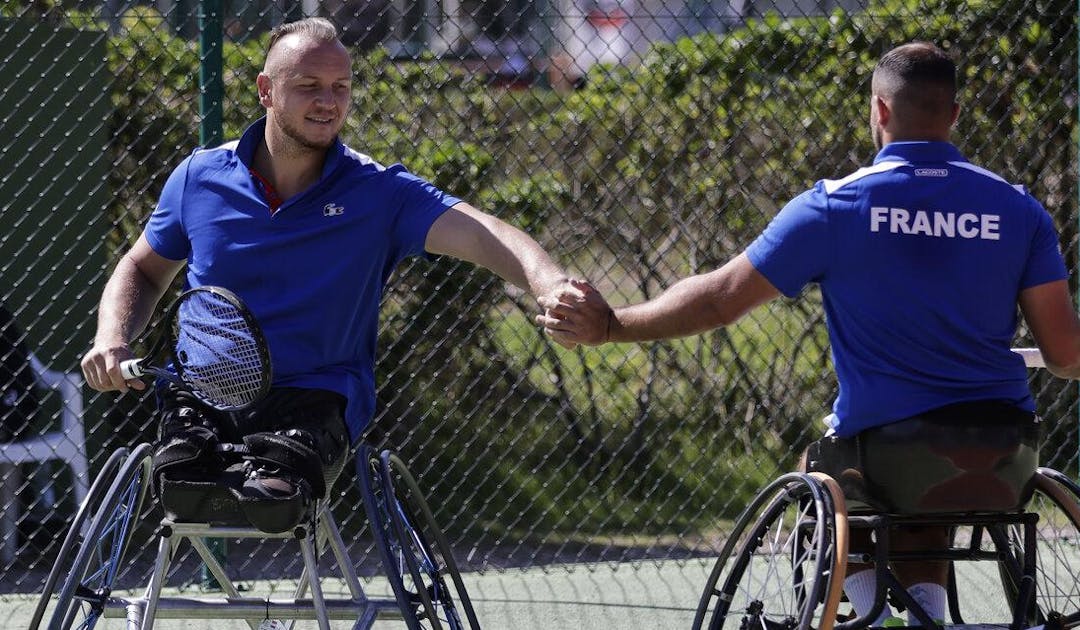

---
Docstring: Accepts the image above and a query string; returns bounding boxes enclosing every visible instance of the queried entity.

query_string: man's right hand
[81,341,146,393]
[536,279,614,347]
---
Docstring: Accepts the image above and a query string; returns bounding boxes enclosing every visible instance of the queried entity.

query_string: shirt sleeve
[745,187,831,297]
[143,156,193,261]
[388,165,462,258]
[1020,198,1068,289]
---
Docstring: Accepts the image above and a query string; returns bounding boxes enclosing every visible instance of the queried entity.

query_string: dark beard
[280,119,336,153]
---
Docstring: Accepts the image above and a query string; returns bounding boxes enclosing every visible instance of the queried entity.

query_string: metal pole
[198,532,228,591]
[197,0,225,586]
[199,0,224,148]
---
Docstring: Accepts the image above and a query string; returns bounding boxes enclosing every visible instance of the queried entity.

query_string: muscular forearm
[83,236,184,392]
[1045,357,1080,380]
[1019,280,1080,381]
[608,275,728,342]
[489,224,569,298]
[427,204,569,298]
[1034,325,1080,380]
[94,254,173,346]
[607,253,780,344]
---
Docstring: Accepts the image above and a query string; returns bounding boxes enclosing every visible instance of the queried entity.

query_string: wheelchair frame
[31,443,480,630]
[692,467,1080,630]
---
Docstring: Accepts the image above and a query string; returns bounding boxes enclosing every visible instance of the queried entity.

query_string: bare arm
[425,202,573,300]
[81,234,185,392]
[1018,279,1080,379]
[538,252,781,345]
[608,253,781,342]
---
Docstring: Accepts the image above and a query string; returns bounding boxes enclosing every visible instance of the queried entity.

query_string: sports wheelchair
[29,442,481,630]
[692,401,1080,630]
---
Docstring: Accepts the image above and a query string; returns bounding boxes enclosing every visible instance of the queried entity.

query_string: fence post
[199,0,223,148]
[198,0,226,590]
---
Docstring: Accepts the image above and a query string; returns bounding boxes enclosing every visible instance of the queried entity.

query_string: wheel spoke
[694,473,843,630]
[1005,472,1080,622]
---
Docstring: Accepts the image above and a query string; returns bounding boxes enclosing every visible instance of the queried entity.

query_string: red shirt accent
[248,167,283,213]
[587,8,627,28]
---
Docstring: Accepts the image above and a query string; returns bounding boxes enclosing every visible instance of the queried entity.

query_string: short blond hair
[266,17,340,57]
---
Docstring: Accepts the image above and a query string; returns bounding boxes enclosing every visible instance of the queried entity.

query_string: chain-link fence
[0,0,1077,619]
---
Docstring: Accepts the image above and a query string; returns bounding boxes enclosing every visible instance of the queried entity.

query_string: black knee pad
[157,463,248,525]
[238,431,327,533]
[241,430,327,498]
[153,406,230,520]
[152,407,223,492]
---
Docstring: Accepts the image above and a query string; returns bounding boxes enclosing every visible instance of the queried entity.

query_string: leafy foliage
[95,0,1077,549]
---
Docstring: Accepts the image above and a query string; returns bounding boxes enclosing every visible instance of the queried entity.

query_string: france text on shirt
[869,207,1000,241]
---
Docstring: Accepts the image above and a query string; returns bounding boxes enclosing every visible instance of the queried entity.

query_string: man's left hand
[536,279,612,348]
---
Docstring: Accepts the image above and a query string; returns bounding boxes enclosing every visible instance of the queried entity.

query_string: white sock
[906,582,946,625]
[844,570,893,625]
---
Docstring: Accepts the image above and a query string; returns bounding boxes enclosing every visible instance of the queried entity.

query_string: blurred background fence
[0,0,1076,612]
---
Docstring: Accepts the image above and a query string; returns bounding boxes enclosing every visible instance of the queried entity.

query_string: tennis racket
[120,286,272,411]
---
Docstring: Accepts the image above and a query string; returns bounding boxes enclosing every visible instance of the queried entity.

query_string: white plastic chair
[0,353,88,564]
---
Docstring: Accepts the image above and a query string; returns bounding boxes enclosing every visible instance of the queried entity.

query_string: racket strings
[175,293,267,409]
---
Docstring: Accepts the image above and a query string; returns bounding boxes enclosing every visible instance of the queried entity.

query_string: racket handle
[1012,347,1045,369]
[120,359,146,380]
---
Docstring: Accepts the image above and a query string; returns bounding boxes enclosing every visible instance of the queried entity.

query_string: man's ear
[872,94,891,128]
[256,73,272,108]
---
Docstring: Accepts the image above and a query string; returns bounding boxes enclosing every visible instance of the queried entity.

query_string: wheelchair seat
[159,460,313,532]
[157,439,349,533]
[805,400,1040,514]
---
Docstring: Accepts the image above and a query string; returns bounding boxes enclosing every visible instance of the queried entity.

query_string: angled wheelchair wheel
[693,472,847,630]
[1000,468,1080,628]
[359,446,480,630]
[29,448,129,630]
[47,442,153,630]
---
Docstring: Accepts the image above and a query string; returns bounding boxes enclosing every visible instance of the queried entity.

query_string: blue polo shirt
[144,118,460,439]
[746,141,1067,437]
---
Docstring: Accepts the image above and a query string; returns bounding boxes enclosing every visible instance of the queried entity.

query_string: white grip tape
[120,359,145,380]
[1012,347,1045,369]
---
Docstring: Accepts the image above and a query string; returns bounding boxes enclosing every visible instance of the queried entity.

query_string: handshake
[535,278,615,349]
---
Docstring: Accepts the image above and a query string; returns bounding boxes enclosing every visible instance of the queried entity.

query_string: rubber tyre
[28,448,129,630]
[358,445,480,630]
[47,443,152,630]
